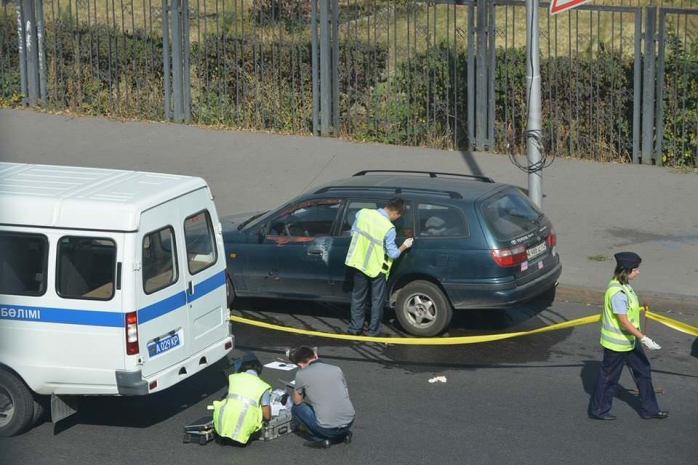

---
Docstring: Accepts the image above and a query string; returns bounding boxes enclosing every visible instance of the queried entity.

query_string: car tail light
[547,226,557,248]
[490,244,527,267]
[125,311,139,355]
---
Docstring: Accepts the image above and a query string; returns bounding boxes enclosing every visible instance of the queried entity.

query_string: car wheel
[0,370,35,437]
[395,281,453,337]
[226,274,235,309]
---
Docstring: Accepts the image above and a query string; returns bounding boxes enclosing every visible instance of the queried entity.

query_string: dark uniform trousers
[590,342,660,417]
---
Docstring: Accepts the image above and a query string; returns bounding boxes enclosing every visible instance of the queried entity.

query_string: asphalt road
[1,299,696,465]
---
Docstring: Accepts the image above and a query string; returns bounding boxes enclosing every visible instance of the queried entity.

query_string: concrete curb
[556,284,698,316]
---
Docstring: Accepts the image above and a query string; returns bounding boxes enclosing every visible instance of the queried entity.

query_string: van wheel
[31,394,47,427]
[395,281,452,337]
[0,370,35,437]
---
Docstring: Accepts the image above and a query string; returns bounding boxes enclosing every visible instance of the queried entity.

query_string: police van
[0,163,234,436]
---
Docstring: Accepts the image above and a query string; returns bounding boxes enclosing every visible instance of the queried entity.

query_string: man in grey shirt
[290,346,355,449]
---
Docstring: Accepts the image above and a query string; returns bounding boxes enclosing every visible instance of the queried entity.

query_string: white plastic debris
[428,375,447,383]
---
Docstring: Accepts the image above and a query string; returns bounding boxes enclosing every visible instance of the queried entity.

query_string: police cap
[614,251,642,269]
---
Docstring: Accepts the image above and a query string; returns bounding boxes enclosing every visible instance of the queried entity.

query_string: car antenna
[298,154,337,195]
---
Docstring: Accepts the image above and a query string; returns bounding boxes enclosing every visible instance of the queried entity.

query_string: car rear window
[417,204,468,237]
[481,188,542,240]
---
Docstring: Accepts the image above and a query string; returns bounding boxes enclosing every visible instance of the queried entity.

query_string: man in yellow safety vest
[345,197,413,336]
[212,357,272,444]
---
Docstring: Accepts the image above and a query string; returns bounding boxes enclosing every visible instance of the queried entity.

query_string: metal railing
[1,0,696,167]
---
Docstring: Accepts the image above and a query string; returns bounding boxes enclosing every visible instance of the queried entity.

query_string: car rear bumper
[116,335,234,395]
[445,262,562,309]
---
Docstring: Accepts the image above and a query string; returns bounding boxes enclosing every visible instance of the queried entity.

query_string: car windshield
[481,188,543,240]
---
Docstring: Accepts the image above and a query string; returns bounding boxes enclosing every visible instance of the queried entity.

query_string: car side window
[57,236,116,300]
[0,232,48,296]
[268,199,341,237]
[143,226,178,294]
[417,204,468,238]
[341,200,413,237]
[184,210,218,275]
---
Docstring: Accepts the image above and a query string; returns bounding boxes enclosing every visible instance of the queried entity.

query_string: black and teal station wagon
[222,170,561,336]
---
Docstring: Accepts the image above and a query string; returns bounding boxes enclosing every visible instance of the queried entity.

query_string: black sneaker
[303,439,332,449]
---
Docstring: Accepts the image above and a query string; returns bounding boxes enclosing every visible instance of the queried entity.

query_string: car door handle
[307,249,323,256]
[188,280,194,295]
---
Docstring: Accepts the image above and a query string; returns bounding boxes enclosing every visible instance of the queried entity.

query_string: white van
[0,163,234,436]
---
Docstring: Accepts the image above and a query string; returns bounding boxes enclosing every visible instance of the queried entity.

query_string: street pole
[526,0,543,209]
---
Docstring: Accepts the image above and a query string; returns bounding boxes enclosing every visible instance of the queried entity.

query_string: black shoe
[346,330,361,336]
[366,332,390,338]
[343,431,353,444]
[304,439,332,449]
[590,414,617,421]
[641,411,669,420]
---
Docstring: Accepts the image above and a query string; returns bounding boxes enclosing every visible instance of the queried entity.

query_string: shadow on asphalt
[231,295,573,373]
[52,358,229,434]
[692,338,698,359]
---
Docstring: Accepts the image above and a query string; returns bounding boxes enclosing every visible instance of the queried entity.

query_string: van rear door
[137,201,190,378]
[177,189,228,357]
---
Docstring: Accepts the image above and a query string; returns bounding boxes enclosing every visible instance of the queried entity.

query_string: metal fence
[1,0,696,166]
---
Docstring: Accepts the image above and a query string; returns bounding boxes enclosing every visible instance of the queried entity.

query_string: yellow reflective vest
[600,279,640,352]
[345,209,395,278]
[212,372,270,443]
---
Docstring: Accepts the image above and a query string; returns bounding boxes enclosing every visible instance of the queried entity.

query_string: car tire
[226,274,235,309]
[0,370,35,437]
[395,281,453,337]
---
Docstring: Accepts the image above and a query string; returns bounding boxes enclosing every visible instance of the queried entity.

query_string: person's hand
[402,238,414,249]
[641,336,661,350]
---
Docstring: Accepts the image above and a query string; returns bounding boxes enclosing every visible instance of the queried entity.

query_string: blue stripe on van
[0,304,123,327]
[0,270,226,327]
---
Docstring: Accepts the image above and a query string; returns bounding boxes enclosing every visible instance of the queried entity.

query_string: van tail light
[125,311,139,355]
[490,244,527,267]
[547,226,557,248]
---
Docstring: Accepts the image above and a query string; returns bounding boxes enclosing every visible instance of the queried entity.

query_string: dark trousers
[589,343,661,418]
[348,270,386,336]
[291,403,352,442]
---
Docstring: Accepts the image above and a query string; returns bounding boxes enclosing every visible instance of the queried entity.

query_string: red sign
[550,0,592,15]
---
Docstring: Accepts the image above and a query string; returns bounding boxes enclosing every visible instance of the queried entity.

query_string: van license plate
[526,241,547,260]
[148,333,180,357]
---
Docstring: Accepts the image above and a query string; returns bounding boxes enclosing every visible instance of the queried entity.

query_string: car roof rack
[314,185,463,199]
[352,170,494,183]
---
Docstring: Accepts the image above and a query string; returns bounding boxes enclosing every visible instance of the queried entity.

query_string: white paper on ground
[264,361,298,371]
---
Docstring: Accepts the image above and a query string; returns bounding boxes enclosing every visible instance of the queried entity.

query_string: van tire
[31,394,47,427]
[395,281,452,337]
[0,370,35,437]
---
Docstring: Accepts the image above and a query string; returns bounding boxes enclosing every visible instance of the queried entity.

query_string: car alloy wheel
[395,281,452,337]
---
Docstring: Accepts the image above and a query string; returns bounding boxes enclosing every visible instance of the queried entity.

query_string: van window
[143,227,178,294]
[184,210,218,275]
[417,204,468,237]
[0,232,48,296]
[57,237,116,300]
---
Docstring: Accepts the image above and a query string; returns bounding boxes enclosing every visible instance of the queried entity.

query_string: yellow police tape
[645,310,698,337]
[229,307,698,345]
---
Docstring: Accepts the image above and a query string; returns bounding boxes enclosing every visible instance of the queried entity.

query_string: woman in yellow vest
[588,252,668,421]
[345,197,413,336]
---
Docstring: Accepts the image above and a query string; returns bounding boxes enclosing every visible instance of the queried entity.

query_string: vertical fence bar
[641,6,656,165]
[632,8,641,164]
[35,0,46,105]
[163,0,170,120]
[487,2,495,149]
[475,0,486,150]
[654,9,666,167]
[332,0,339,133]
[467,1,474,149]
[171,0,183,121]
[311,0,318,135]
[15,0,27,101]
[319,0,329,135]
[182,0,190,122]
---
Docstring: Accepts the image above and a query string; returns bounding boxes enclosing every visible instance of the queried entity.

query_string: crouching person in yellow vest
[212,358,272,444]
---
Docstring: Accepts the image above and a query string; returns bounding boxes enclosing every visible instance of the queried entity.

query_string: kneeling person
[289,346,355,448]
[212,359,271,444]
